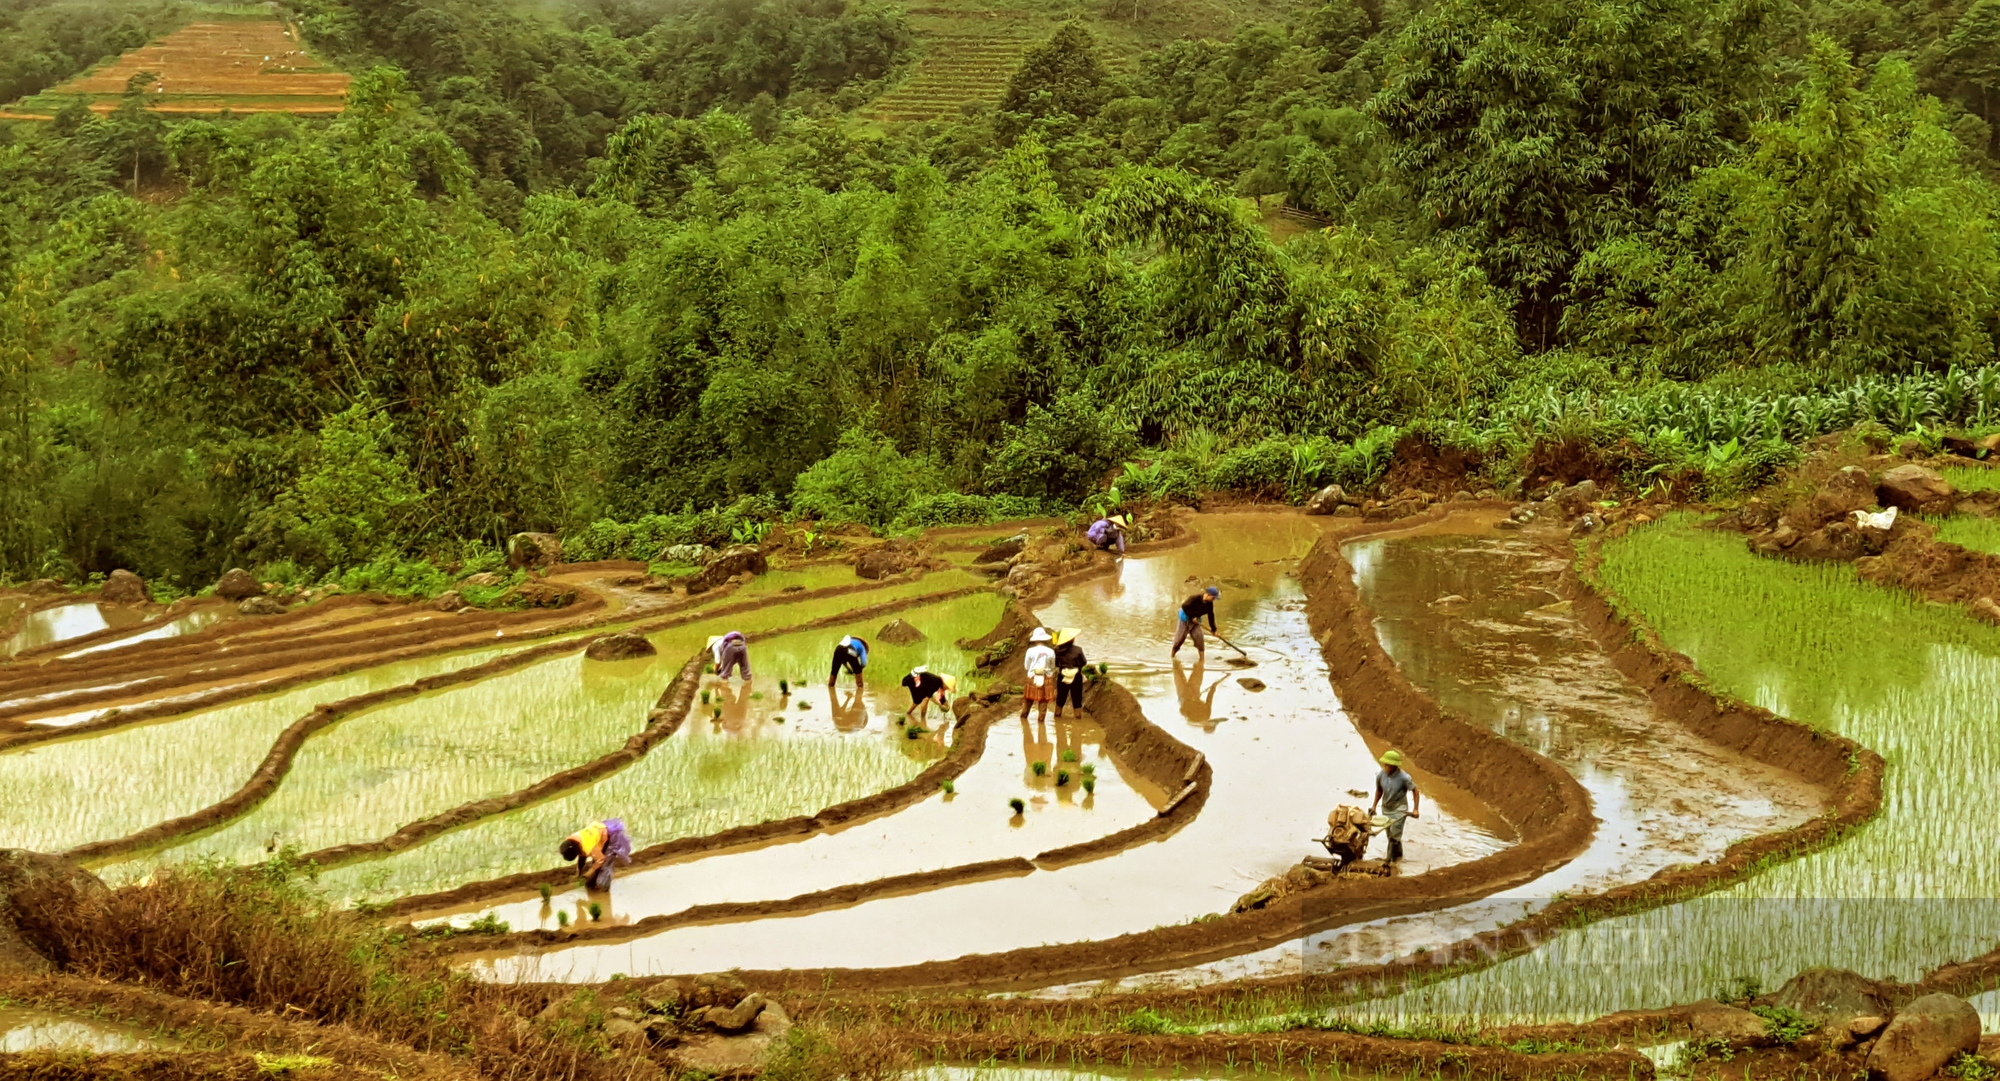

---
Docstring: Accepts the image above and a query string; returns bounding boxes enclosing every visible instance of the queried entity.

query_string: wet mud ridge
[58,583,986,869]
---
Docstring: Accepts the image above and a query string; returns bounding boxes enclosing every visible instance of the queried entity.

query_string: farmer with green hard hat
[1369,749,1421,864]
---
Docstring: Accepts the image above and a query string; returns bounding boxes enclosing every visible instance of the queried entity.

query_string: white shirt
[1024,644,1056,684]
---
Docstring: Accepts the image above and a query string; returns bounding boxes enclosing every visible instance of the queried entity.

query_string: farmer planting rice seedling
[20,2,2000,1074]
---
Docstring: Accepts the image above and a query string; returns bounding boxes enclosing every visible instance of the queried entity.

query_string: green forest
[6,0,2000,591]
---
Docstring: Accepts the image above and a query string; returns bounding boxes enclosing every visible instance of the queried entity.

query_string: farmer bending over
[710,631,751,680]
[902,665,956,726]
[560,818,632,891]
[828,634,869,689]
[1086,514,1129,556]
[1369,750,1420,864]
[1171,586,1220,658]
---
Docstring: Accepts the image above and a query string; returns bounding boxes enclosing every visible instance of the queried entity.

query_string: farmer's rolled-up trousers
[1171,618,1206,653]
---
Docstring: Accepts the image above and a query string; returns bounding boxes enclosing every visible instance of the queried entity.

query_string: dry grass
[10,859,660,1081]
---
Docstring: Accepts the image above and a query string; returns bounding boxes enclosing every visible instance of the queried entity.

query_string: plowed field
[2,16,349,118]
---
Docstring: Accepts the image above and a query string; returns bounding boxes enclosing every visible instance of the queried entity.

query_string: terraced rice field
[865,34,1033,122]
[3,15,349,118]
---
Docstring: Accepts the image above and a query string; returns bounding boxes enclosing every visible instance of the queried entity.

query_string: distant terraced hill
[1,13,349,119]
[863,32,1034,122]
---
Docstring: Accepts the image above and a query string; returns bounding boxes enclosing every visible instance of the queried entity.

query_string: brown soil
[1519,437,1634,492]
[1377,433,1484,497]
[0,973,471,1079]
[913,1030,1650,1080]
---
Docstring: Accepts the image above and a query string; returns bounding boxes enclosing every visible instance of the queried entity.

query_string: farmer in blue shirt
[1369,749,1421,864]
[1171,586,1220,658]
[827,634,869,689]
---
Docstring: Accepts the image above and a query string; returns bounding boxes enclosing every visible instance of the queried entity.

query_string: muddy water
[308,593,1001,905]
[0,1007,174,1051]
[1096,520,1824,990]
[2,602,150,657]
[59,608,228,658]
[468,514,1513,982]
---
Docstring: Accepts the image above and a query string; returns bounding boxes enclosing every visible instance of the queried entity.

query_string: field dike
[59,582,984,867]
[437,670,1212,953]
[745,509,1880,1024]
[566,515,1585,994]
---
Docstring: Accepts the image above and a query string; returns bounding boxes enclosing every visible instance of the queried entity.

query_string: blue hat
[1205,586,1219,596]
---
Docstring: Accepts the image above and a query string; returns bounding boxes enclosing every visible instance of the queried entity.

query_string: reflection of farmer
[901,666,955,725]
[1171,586,1220,658]
[1022,628,1056,723]
[827,635,868,689]
[560,818,632,890]
[710,631,751,680]
[1173,655,1221,731]
[1052,628,1087,716]
[1086,514,1129,556]
[829,687,869,733]
[1369,750,1421,864]
[1022,714,1054,785]
[709,680,751,730]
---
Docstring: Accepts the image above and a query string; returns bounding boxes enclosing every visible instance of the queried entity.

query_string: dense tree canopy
[4,0,2000,588]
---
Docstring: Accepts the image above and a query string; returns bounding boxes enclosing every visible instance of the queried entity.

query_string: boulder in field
[216,568,262,601]
[1305,485,1348,515]
[855,543,918,581]
[238,595,288,616]
[1876,464,1955,513]
[586,632,657,661]
[98,569,147,605]
[430,590,463,612]
[878,618,925,645]
[685,545,767,595]
[506,532,564,570]
[974,535,1027,565]
[1771,967,1890,1023]
[506,580,576,608]
[1684,1001,1770,1043]
[1786,521,1869,562]
[1865,993,1980,1081]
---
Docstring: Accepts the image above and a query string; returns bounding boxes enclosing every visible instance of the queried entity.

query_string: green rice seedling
[466,912,509,935]
[796,701,811,709]
[711,706,722,720]
[779,679,790,695]
[1082,777,1095,794]
[588,902,603,922]
[557,910,569,927]
[1060,749,1079,763]
[939,779,955,794]
[750,692,763,700]
[1009,798,1025,815]
[905,725,924,740]
[700,689,711,705]
[1056,770,1070,786]
[1080,762,1096,776]
[1353,515,2000,1027]
[538,884,552,902]
[1031,760,1048,776]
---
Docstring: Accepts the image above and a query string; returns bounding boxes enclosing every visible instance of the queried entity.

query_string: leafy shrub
[984,393,1137,502]
[1751,1005,1813,1045]
[240,404,428,572]
[892,493,1061,529]
[332,557,453,599]
[790,428,944,528]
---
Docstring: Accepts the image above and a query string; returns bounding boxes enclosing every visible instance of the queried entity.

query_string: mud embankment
[439,669,1213,953]
[63,585,983,867]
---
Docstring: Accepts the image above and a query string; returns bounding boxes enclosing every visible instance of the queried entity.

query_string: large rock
[430,590,464,612]
[1305,485,1349,515]
[1552,479,1601,515]
[974,535,1027,565]
[1876,465,1955,513]
[586,632,657,661]
[506,532,564,570]
[878,618,925,645]
[1771,967,1890,1023]
[505,580,577,609]
[98,569,147,605]
[855,543,919,581]
[238,595,288,616]
[1685,1001,1770,1043]
[1787,521,1870,562]
[674,1000,791,1076]
[685,545,768,595]
[216,568,262,601]
[1805,466,1880,527]
[1866,994,1980,1081]
[0,849,108,974]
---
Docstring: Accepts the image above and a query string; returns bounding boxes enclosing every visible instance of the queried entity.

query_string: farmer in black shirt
[1171,586,1220,658]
